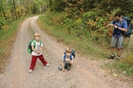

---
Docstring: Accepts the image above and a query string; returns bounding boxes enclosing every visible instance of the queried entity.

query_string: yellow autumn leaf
[113,73,117,77]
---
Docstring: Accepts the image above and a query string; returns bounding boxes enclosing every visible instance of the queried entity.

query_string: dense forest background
[1,0,133,75]
[1,0,133,30]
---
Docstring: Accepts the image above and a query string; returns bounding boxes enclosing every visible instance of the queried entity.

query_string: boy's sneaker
[116,56,120,60]
[107,54,115,59]
[28,69,33,73]
[46,63,50,67]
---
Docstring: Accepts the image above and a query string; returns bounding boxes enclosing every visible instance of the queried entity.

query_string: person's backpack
[71,48,75,58]
[121,16,133,38]
[28,40,42,53]
[28,40,36,53]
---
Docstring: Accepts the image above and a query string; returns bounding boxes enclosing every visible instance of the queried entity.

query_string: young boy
[61,48,75,72]
[29,33,50,73]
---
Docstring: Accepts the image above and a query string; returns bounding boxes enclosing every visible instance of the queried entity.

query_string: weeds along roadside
[37,15,110,59]
[0,18,24,74]
[37,13,133,76]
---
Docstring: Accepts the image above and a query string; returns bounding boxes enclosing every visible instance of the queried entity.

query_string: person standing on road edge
[106,12,128,60]
[29,33,50,73]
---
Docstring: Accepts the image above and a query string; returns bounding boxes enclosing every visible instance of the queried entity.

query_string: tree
[12,0,17,19]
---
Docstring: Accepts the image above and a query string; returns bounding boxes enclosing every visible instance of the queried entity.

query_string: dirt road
[0,16,132,88]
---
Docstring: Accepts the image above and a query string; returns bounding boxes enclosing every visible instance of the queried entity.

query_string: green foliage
[0,17,7,30]
[82,11,96,23]
[0,18,23,73]
[38,12,110,58]
[41,0,133,76]
[0,0,48,22]
[51,0,65,11]
[63,18,74,33]
[105,61,133,76]
[117,62,133,75]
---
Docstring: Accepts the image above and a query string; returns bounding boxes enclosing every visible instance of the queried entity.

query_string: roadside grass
[102,62,133,85]
[102,40,133,77]
[37,15,109,59]
[0,18,24,73]
[37,14,133,77]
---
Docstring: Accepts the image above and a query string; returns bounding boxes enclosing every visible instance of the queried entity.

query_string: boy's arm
[62,54,66,72]
[38,46,43,53]
[62,61,65,72]
[38,41,43,53]
[32,45,40,54]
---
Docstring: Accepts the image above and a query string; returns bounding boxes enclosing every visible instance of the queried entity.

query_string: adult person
[106,12,128,60]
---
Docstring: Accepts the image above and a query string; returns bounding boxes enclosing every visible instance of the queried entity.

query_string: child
[29,33,50,73]
[61,48,75,72]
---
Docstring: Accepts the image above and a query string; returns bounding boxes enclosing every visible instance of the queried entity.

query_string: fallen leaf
[113,73,118,77]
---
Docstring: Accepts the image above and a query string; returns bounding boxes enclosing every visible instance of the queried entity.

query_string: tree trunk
[13,0,17,19]
[49,0,52,11]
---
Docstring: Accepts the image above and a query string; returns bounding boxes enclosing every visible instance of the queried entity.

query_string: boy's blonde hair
[65,48,71,53]
[65,48,71,57]
[34,33,40,38]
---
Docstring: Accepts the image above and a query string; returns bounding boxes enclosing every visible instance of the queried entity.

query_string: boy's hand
[36,50,41,54]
